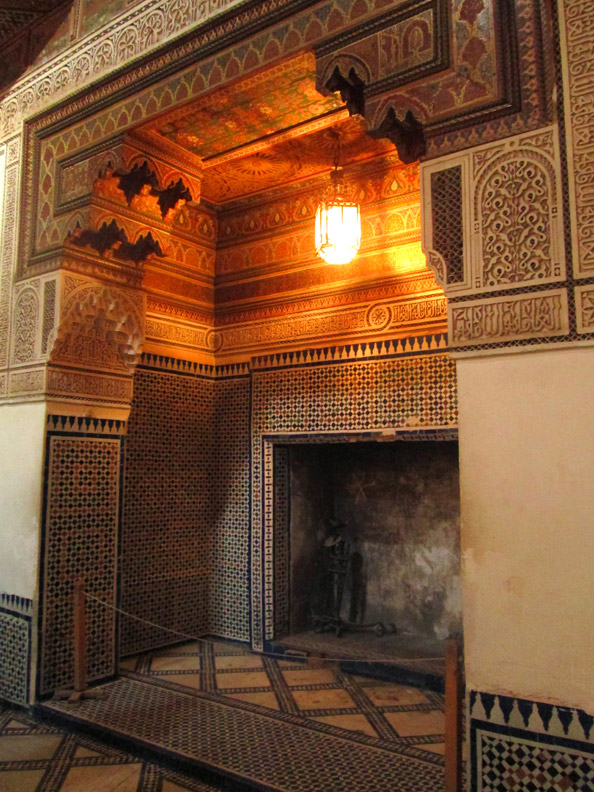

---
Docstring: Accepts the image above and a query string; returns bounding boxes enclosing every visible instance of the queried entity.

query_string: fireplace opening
[274,440,461,680]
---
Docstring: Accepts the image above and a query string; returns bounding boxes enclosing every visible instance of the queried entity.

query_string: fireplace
[274,439,461,650]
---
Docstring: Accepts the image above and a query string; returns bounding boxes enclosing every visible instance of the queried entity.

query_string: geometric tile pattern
[120,348,456,661]
[469,690,594,745]
[121,367,215,656]
[273,447,290,638]
[210,376,251,641]
[40,433,121,694]
[0,607,30,704]
[121,639,447,756]
[252,351,458,648]
[44,646,447,792]
[0,700,221,792]
[478,733,594,792]
[469,688,594,792]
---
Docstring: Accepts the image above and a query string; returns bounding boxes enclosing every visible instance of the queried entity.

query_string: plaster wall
[0,402,46,598]
[458,347,594,713]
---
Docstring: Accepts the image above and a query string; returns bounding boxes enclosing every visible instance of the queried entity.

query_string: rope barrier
[85,592,446,667]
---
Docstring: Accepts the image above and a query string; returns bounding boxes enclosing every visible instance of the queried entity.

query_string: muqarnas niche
[287,441,461,641]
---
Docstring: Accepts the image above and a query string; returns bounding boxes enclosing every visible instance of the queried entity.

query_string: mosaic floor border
[123,670,447,756]
[40,675,445,792]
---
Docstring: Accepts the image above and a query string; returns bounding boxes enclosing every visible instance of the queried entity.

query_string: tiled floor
[121,638,448,752]
[8,638,459,791]
[0,700,223,792]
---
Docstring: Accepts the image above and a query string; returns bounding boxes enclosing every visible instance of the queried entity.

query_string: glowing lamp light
[315,196,361,265]
[315,134,361,266]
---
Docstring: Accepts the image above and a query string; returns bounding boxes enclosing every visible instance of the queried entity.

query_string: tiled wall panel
[251,347,458,649]
[210,375,251,641]
[0,595,32,704]
[121,366,215,655]
[470,689,594,791]
[40,429,121,695]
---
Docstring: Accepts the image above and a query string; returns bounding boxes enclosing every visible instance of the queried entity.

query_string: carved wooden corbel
[325,65,365,117]
[67,220,164,264]
[114,161,193,219]
[156,178,192,219]
[369,108,426,164]
[68,219,127,257]
[115,161,160,204]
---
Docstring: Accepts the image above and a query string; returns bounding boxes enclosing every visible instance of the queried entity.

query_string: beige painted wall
[0,402,46,599]
[457,347,594,713]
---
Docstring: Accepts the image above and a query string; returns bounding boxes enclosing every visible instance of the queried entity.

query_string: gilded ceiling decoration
[138,54,395,205]
[146,53,345,160]
[201,116,395,204]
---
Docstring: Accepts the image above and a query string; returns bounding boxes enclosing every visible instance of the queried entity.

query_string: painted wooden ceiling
[136,53,395,205]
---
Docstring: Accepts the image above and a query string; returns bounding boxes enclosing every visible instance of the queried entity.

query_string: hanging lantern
[315,133,361,265]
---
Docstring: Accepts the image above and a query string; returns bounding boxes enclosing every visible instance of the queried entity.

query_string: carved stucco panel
[422,125,565,298]
[12,288,39,365]
[473,131,563,289]
[50,281,145,376]
[0,151,21,368]
[574,285,594,334]
[449,289,569,347]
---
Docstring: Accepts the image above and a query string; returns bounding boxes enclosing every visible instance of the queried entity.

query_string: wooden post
[73,578,87,694]
[53,577,103,703]
[445,635,463,792]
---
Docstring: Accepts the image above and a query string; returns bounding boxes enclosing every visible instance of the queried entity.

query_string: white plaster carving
[559,0,594,278]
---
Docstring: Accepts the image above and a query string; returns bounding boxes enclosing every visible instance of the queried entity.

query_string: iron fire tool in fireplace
[312,530,397,638]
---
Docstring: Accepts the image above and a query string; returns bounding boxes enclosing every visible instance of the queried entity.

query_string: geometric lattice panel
[121,368,216,655]
[0,609,30,704]
[431,166,464,285]
[273,446,290,639]
[40,434,121,694]
[210,376,251,642]
[477,732,594,792]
